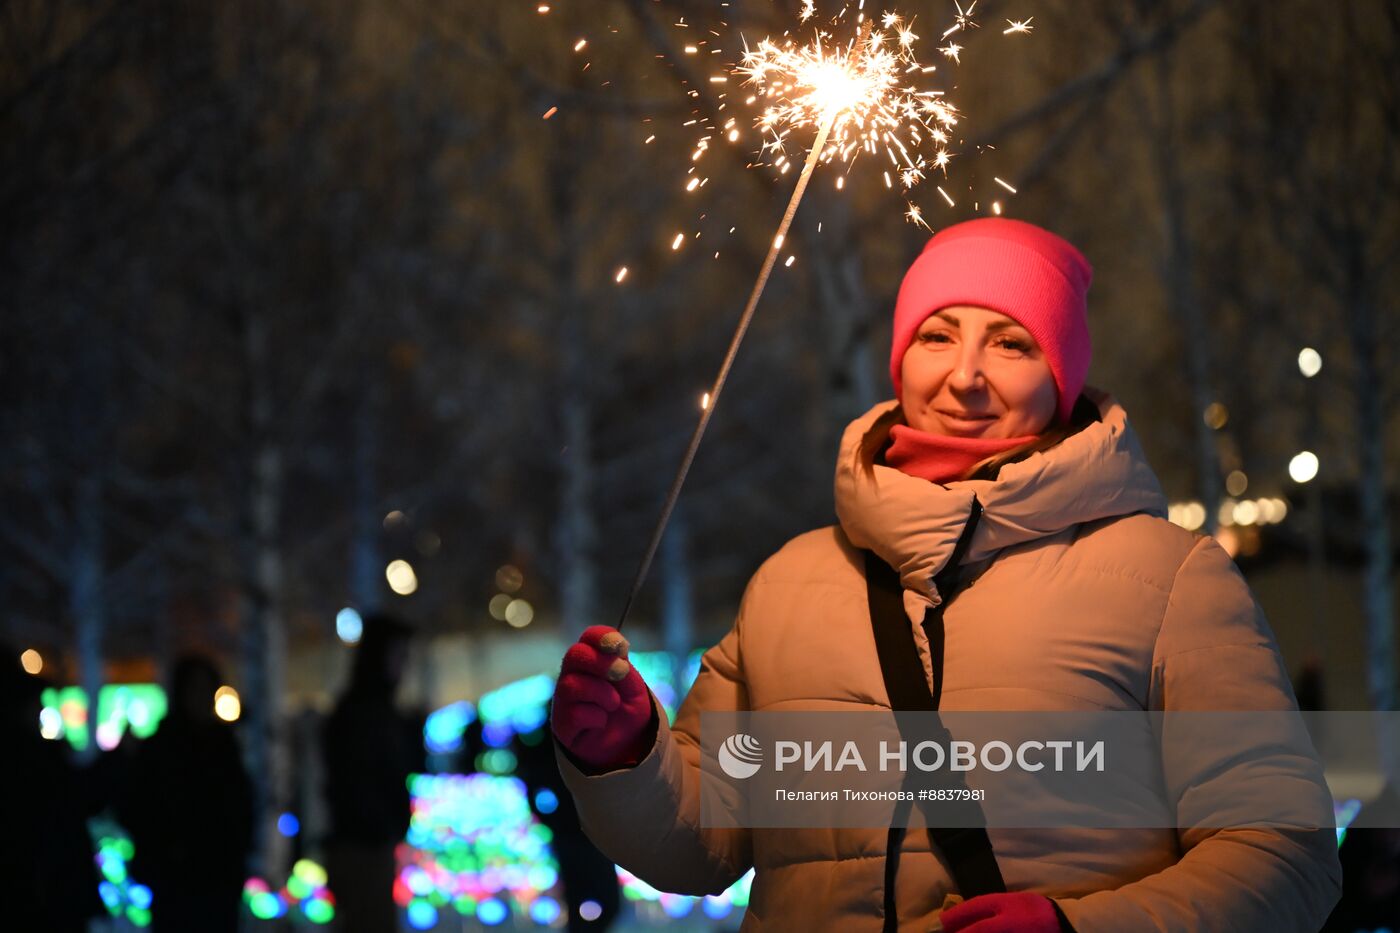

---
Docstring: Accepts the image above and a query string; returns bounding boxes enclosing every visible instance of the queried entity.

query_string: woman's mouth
[937,409,998,426]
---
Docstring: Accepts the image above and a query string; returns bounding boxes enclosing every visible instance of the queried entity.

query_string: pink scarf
[885,423,1036,484]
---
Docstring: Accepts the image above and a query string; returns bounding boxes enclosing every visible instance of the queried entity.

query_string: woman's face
[899,305,1058,438]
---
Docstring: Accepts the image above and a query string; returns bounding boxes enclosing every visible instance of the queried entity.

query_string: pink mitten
[551,625,655,769]
[940,892,1064,933]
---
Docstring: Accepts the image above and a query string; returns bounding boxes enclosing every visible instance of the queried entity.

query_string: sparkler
[616,3,997,629]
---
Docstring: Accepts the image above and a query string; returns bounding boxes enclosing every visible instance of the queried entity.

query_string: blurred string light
[1289,451,1319,484]
[1225,470,1248,497]
[277,812,301,838]
[383,510,407,530]
[1203,402,1229,430]
[399,774,561,927]
[424,700,476,755]
[1168,498,1289,532]
[243,860,335,925]
[336,607,363,645]
[504,599,534,628]
[20,648,42,675]
[386,559,419,596]
[214,685,241,722]
[40,684,167,752]
[495,565,524,593]
[615,865,754,922]
[488,594,513,620]
[1298,347,1322,378]
[92,821,152,928]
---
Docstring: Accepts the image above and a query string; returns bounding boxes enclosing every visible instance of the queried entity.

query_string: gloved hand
[551,625,655,770]
[940,892,1066,933]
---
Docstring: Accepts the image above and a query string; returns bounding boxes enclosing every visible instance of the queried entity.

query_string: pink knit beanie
[889,217,1093,424]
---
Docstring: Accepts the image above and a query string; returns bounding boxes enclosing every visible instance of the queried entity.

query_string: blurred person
[549,219,1341,931]
[0,644,102,931]
[117,653,253,932]
[323,613,419,933]
[515,718,621,932]
[1324,782,1400,932]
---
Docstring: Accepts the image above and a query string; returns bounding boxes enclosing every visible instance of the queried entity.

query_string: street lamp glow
[1297,348,1322,378]
[386,559,418,596]
[504,599,535,628]
[214,686,242,722]
[1288,451,1319,484]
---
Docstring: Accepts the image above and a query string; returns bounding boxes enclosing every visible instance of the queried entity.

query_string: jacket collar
[834,387,1168,616]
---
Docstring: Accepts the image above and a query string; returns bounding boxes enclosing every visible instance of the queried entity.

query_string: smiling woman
[548,218,1341,933]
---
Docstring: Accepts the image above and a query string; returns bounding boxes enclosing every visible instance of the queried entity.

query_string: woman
[549,218,1341,931]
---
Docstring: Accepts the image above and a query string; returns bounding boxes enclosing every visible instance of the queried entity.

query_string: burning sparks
[1004,17,1034,35]
[736,10,959,202]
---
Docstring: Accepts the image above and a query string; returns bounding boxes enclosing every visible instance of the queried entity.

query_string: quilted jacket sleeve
[1055,535,1341,933]
[554,579,757,896]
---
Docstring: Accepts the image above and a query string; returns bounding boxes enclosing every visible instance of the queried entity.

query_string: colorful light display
[41,684,167,752]
[396,773,562,927]
[242,859,336,924]
[91,819,153,928]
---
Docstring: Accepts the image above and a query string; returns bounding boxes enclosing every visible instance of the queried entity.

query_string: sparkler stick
[617,22,874,630]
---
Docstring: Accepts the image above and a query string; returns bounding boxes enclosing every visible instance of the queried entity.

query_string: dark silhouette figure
[116,653,253,932]
[0,645,102,932]
[323,613,419,933]
[515,716,621,932]
[1324,782,1400,932]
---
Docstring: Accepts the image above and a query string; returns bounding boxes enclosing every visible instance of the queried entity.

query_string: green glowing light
[304,898,335,924]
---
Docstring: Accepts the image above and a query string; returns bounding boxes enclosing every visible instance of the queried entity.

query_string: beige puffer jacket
[558,389,1341,932]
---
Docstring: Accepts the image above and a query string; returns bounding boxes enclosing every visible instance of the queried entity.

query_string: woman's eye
[919,331,953,343]
[995,338,1031,354]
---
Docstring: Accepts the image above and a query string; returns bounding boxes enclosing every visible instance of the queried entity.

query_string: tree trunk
[1348,276,1398,763]
[351,384,384,616]
[70,472,104,761]
[240,307,288,879]
[1150,48,1222,534]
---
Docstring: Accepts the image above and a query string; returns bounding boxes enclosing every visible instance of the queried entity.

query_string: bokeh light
[504,598,534,628]
[1289,450,1319,484]
[495,564,524,593]
[387,559,419,595]
[336,607,363,645]
[214,685,242,722]
[19,648,42,675]
[1298,347,1322,378]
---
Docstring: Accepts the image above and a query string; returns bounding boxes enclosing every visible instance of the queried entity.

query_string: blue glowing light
[481,721,514,749]
[533,788,559,814]
[530,896,561,924]
[336,608,363,644]
[424,701,475,755]
[702,895,733,919]
[406,899,438,930]
[99,881,121,909]
[477,898,508,926]
[128,884,153,910]
[277,813,300,837]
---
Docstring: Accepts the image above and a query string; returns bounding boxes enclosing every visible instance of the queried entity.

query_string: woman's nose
[948,345,986,392]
